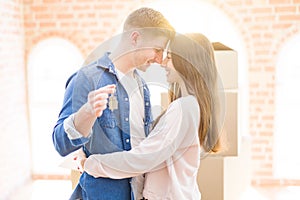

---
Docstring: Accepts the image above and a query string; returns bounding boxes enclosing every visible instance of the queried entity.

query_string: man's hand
[74,84,116,137]
[85,84,116,117]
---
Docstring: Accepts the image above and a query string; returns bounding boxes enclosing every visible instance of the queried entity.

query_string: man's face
[133,35,169,72]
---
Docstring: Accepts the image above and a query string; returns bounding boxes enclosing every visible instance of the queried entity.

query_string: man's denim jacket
[52,53,152,200]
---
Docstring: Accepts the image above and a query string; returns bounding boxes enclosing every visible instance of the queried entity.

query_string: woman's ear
[130,31,140,46]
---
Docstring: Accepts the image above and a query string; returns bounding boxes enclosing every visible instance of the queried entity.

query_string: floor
[240,186,300,200]
[8,180,72,200]
[6,180,300,200]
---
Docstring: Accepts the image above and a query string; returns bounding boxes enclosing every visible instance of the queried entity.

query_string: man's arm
[52,71,116,156]
[52,72,82,156]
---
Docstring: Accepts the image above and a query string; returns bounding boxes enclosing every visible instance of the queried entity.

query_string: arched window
[274,34,300,179]
[27,37,83,175]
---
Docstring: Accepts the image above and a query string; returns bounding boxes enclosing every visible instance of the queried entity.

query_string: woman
[81,33,223,199]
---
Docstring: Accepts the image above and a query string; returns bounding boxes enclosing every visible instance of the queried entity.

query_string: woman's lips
[165,70,170,76]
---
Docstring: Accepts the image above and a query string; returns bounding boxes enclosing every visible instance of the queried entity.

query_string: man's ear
[130,31,140,46]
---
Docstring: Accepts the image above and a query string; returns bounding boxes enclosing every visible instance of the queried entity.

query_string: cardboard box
[212,42,239,157]
[197,137,251,200]
[213,42,238,90]
[218,92,238,156]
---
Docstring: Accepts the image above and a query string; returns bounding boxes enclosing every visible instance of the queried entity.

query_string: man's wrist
[82,103,96,117]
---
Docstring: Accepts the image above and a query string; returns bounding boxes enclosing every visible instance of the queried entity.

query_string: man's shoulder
[81,62,105,74]
[78,62,108,84]
[80,53,112,77]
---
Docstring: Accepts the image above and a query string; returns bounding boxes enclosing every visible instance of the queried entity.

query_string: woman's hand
[73,149,87,173]
[80,158,87,171]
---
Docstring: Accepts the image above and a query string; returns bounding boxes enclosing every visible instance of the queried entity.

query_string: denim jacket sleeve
[52,71,90,156]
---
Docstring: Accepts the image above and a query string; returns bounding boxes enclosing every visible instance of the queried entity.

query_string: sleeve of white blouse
[84,96,199,179]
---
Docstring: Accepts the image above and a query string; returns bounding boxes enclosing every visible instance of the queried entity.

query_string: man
[52,7,174,200]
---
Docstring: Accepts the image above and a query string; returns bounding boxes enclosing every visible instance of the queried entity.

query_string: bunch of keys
[108,91,118,111]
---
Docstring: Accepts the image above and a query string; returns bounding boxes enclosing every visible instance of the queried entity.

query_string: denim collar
[96,52,117,75]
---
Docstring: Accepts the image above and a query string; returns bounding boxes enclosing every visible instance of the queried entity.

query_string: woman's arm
[83,96,199,178]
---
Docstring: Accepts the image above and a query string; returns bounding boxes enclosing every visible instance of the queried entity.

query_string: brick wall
[0,0,31,198]
[0,0,298,195]
[211,0,300,186]
[215,0,300,186]
[23,0,141,59]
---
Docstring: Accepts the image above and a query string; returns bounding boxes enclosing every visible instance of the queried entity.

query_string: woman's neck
[178,80,189,97]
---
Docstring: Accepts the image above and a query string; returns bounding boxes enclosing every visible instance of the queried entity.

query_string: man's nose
[154,53,163,64]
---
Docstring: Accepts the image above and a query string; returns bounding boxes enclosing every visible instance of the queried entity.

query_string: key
[108,93,118,111]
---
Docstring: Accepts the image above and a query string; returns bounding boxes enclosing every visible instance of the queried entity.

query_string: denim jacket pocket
[98,109,117,128]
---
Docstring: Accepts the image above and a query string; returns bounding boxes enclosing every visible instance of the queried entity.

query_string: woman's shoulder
[170,95,197,107]
[167,95,199,115]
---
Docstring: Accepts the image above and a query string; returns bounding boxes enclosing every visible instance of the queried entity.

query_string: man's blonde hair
[123,7,175,39]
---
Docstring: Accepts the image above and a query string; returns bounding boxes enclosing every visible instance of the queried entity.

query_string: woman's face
[161,52,181,83]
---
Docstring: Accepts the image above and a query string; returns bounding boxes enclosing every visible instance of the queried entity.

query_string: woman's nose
[161,57,168,68]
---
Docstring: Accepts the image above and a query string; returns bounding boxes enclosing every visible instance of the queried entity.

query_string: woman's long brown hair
[155,33,222,153]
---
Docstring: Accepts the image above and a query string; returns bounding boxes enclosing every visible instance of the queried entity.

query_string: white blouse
[84,95,201,200]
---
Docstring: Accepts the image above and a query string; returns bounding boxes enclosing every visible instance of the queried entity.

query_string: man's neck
[110,52,135,74]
